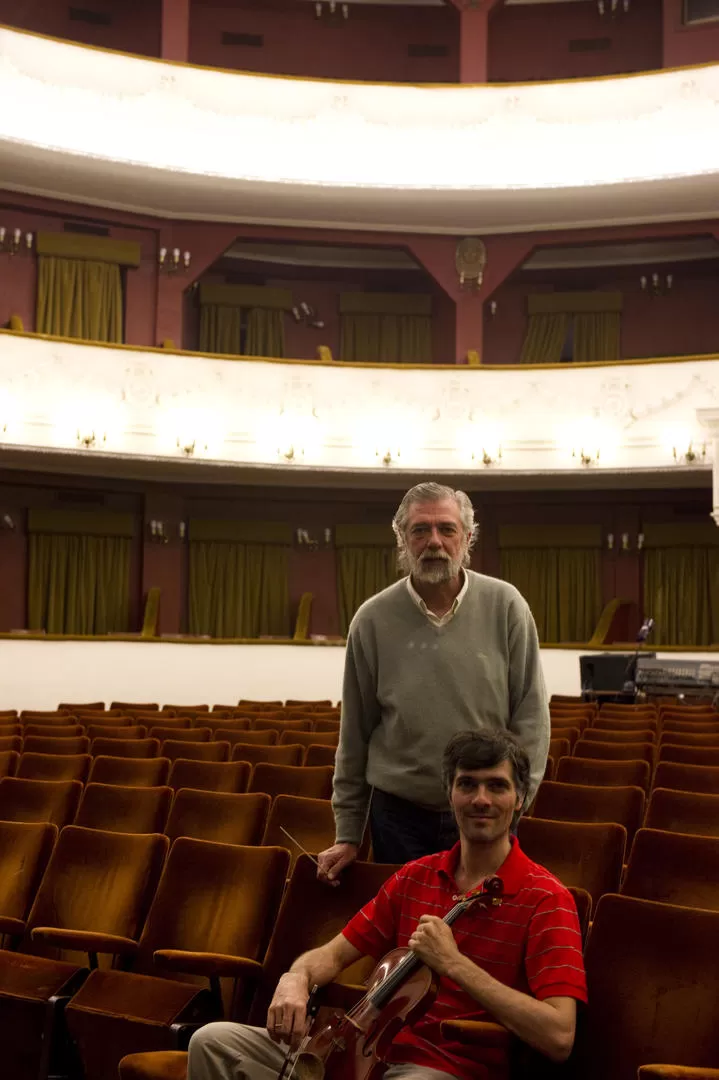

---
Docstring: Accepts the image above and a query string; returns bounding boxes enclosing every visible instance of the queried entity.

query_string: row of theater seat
[0,697,718,1079]
[0,757,335,826]
[0,787,344,875]
[522,697,719,915]
[2,820,718,1080]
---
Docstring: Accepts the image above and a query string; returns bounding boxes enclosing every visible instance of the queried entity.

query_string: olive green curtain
[199,303,243,355]
[573,312,621,363]
[644,547,719,646]
[340,314,432,363]
[36,255,124,343]
[245,307,285,358]
[519,313,568,365]
[28,534,131,634]
[499,548,602,643]
[188,541,290,638]
[198,305,285,357]
[337,546,398,635]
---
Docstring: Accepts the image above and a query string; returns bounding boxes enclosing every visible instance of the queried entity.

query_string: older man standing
[318,481,549,878]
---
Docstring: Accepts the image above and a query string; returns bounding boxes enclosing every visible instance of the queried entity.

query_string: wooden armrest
[639,1069,719,1080]
[153,950,263,981]
[441,1020,511,1050]
[0,916,26,937]
[30,927,139,957]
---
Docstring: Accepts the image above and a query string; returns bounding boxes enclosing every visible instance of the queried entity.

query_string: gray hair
[392,482,477,570]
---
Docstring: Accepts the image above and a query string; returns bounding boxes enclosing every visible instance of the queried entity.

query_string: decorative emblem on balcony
[455,238,487,291]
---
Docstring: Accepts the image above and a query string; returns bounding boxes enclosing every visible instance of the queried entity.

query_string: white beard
[409,549,465,584]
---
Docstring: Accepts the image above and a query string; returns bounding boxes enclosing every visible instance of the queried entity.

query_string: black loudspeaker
[580,652,656,693]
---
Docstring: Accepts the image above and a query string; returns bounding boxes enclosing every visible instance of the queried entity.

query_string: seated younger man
[188,730,587,1080]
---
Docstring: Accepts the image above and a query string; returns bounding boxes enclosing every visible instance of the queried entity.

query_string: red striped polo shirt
[341,838,587,1080]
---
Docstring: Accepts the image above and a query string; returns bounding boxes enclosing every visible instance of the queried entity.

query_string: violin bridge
[342,1015,364,1034]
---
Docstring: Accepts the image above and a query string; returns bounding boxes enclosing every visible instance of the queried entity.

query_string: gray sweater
[333,571,550,845]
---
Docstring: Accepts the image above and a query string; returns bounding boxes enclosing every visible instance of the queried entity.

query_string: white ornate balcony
[1,331,716,479]
[1,27,719,232]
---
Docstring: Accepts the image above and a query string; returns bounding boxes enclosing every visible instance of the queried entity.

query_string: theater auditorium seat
[0,777,83,827]
[65,840,290,1077]
[16,752,91,782]
[573,895,719,1080]
[645,788,719,838]
[517,818,625,907]
[74,783,173,834]
[532,782,646,846]
[90,737,161,760]
[248,763,334,801]
[556,756,651,794]
[166,759,250,794]
[0,820,57,939]
[621,829,719,911]
[0,827,167,1080]
[160,740,230,763]
[261,794,337,873]
[229,742,304,767]
[88,756,171,788]
[164,790,271,846]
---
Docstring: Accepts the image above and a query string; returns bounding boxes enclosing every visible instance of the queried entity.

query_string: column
[0,515,27,632]
[405,235,535,363]
[161,0,191,63]
[141,494,186,636]
[459,7,490,83]
[697,408,719,527]
[154,223,240,348]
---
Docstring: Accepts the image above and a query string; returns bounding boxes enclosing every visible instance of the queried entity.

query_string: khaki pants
[187,1022,456,1080]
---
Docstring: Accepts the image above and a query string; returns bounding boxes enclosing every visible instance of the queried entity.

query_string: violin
[280,876,504,1080]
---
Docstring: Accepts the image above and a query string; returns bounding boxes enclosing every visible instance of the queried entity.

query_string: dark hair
[442,731,530,804]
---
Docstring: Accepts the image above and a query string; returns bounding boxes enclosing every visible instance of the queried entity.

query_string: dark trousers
[369,787,459,865]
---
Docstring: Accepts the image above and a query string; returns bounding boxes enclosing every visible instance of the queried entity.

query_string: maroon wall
[9,0,719,82]
[193,269,454,364]
[0,0,162,56]
[0,199,157,346]
[187,1,459,82]
[488,0,663,82]
[663,0,719,66]
[483,274,719,365]
[0,470,711,640]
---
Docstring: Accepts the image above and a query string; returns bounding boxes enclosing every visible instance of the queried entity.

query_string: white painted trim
[0,638,715,710]
[2,28,719,233]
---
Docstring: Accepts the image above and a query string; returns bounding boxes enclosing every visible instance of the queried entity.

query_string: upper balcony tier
[1,0,718,83]
[2,25,719,233]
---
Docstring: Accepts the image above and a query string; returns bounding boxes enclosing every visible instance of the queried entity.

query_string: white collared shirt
[406,569,469,627]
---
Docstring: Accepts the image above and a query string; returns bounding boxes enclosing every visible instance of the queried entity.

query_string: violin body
[295,949,437,1080]
[284,879,503,1080]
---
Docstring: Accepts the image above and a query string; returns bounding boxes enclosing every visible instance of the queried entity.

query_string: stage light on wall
[147,519,168,544]
[673,440,706,465]
[158,406,222,459]
[54,397,123,452]
[258,408,322,464]
[291,302,325,329]
[0,227,33,256]
[456,418,503,466]
[661,424,706,465]
[560,418,617,467]
[640,271,673,296]
[158,247,191,274]
[315,0,348,18]
[76,427,106,450]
